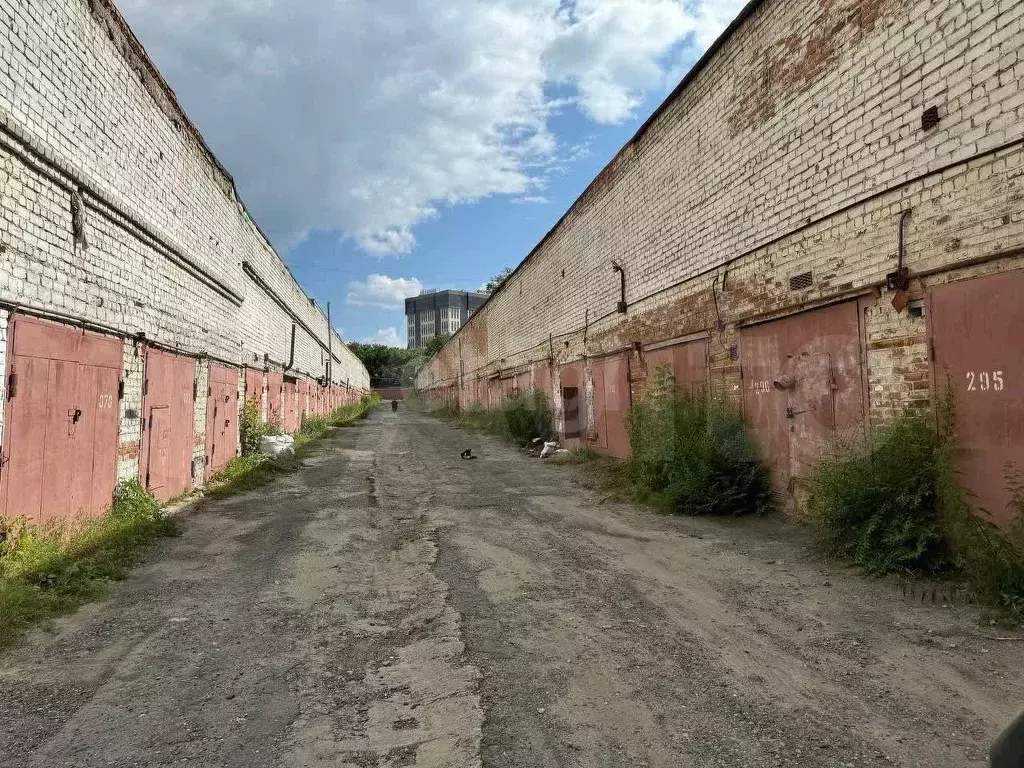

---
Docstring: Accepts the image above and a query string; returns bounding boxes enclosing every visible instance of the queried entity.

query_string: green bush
[806,398,1024,620]
[300,412,331,438]
[626,366,771,516]
[495,392,553,446]
[239,398,274,456]
[938,464,1024,620]
[431,400,461,420]
[456,392,552,446]
[806,414,951,575]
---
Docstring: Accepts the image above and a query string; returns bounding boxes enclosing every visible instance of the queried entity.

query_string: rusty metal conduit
[283,323,296,372]
[241,261,343,368]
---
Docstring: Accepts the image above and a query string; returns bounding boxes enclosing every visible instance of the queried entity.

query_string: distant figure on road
[391,399,399,413]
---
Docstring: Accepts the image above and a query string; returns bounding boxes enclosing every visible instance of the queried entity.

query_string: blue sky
[286,105,654,345]
[120,0,744,346]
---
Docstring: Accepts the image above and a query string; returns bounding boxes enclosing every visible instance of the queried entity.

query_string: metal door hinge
[118,379,125,400]
[7,372,17,400]
[143,378,149,397]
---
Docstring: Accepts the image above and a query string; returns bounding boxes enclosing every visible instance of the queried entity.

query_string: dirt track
[1,405,1022,767]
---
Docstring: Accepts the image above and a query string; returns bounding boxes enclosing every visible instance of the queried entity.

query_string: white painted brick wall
[420,0,1024,435]
[0,0,368,392]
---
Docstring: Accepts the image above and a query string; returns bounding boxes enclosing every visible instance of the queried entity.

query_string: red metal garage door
[267,371,283,427]
[140,348,195,502]
[645,337,708,396]
[205,364,239,479]
[534,365,551,406]
[930,270,1024,524]
[560,362,585,443]
[283,377,298,433]
[244,368,264,412]
[489,379,500,405]
[513,372,529,397]
[590,354,631,458]
[0,316,122,523]
[741,300,864,500]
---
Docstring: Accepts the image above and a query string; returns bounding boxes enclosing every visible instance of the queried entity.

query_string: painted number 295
[966,371,1004,392]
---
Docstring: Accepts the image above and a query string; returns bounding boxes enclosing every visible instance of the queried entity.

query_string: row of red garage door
[0,321,235,522]
[465,270,1024,524]
[244,369,357,433]
[0,316,361,523]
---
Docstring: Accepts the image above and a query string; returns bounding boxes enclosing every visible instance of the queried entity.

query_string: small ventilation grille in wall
[789,271,813,291]
[921,105,940,131]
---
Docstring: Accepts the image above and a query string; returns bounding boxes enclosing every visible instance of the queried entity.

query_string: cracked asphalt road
[1,405,1022,767]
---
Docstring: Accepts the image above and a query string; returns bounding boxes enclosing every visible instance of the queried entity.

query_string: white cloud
[346,274,423,309]
[120,0,740,254]
[363,327,404,347]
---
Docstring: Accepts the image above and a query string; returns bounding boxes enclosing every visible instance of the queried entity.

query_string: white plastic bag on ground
[539,441,560,459]
[260,434,295,458]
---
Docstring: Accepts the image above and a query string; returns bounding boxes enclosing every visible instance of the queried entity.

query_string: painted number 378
[966,371,1004,392]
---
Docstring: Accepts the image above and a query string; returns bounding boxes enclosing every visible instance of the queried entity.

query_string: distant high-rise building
[404,289,488,349]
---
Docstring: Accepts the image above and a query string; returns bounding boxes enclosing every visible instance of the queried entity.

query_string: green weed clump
[0,480,178,650]
[430,400,461,420]
[204,454,292,499]
[455,392,553,447]
[360,393,382,411]
[240,398,275,456]
[300,412,332,438]
[938,466,1024,623]
[806,396,1024,622]
[626,367,771,517]
[806,414,950,575]
[496,392,553,446]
